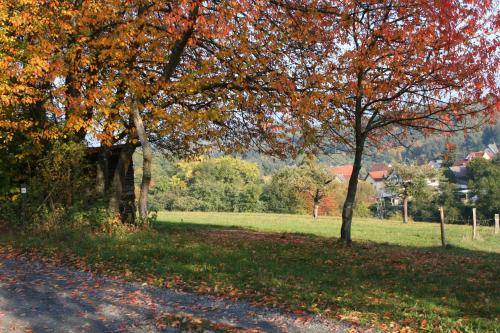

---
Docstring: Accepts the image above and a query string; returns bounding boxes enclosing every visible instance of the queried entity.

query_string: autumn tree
[294,158,335,219]
[279,0,499,244]
[0,1,87,200]
[101,0,298,222]
[1,1,295,223]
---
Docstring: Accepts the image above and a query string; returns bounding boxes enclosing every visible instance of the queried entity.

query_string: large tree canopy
[277,0,499,243]
[0,0,299,221]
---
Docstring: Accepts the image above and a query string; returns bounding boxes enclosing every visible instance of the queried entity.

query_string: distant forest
[385,121,500,163]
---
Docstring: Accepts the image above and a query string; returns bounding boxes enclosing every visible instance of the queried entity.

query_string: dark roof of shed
[86,144,131,156]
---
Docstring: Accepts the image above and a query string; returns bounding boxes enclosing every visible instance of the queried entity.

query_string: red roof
[368,170,389,181]
[468,151,485,158]
[331,164,353,179]
[366,163,392,181]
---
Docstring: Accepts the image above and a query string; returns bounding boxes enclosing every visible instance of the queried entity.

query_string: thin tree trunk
[131,103,153,223]
[341,138,365,245]
[341,70,366,245]
[313,202,320,219]
[403,196,408,223]
[312,190,321,219]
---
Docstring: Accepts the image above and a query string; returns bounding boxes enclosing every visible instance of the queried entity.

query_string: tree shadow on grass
[145,221,500,331]
[153,220,245,233]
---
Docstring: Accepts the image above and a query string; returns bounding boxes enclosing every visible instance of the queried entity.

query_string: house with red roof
[365,163,399,204]
[466,151,492,161]
[330,164,354,182]
[366,163,392,183]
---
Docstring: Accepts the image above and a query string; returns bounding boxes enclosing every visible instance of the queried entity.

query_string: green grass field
[1,212,499,332]
[158,211,500,253]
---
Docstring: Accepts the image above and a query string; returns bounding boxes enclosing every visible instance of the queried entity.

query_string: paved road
[0,253,374,333]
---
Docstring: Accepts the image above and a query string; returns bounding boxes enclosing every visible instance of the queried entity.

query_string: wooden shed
[86,144,136,223]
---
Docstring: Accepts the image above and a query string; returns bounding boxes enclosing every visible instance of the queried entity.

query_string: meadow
[1,212,499,332]
[158,211,500,253]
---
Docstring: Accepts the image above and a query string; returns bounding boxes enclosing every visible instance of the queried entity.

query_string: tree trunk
[341,138,365,245]
[108,145,135,220]
[312,190,321,219]
[313,202,320,219]
[403,196,408,223]
[131,103,153,223]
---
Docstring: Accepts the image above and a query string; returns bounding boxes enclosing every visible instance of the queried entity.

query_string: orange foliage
[302,194,337,216]
[0,0,497,176]
[0,0,297,155]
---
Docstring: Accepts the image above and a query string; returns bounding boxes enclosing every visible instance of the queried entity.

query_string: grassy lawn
[158,211,500,253]
[1,212,499,332]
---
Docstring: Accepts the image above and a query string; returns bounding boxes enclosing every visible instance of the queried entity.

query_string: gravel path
[0,253,374,333]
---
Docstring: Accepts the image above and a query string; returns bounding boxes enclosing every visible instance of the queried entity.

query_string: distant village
[331,142,499,207]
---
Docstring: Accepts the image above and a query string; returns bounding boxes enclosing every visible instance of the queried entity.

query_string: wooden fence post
[495,214,499,235]
[472,208,477,240]
[439,206,446,247]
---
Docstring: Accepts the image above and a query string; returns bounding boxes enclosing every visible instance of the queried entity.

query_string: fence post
[439,206,446,247]
[495,214,499,235]
[472,208,477,240]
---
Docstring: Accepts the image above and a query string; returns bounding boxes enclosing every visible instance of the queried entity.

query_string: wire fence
[445,218,496,226]
[439,213,499,244]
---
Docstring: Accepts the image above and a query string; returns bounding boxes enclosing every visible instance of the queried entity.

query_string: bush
[0,200,20,226]
[159,157,263,213]
[262,167,304,214]
[353,202,371,217]
[0,142,105,231]
[387,209,404,221]
[168,195,205,211]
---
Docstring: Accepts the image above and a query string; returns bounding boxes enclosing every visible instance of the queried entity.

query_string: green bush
[0,200,20,226]
[261,167,305,214]
[158,156,263,213]
[0,141,103,230]
[168,195,205,211]
[353,202,371,217]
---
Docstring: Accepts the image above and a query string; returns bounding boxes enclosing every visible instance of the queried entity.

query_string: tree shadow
[146,221,500,329]
[153,220,246,233]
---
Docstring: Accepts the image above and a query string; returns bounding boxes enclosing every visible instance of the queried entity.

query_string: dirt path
[0,253,374,333]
